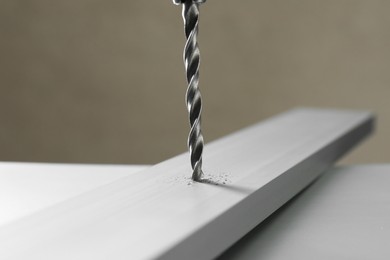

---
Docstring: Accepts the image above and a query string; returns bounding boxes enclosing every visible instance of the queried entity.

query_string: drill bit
[173,0,206,181]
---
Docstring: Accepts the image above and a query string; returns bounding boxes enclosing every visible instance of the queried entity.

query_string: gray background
[0,1,388,165]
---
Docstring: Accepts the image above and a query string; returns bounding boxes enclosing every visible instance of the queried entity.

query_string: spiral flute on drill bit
[173,0,206,181]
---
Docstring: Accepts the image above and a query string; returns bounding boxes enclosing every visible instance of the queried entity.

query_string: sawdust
[163,171,231,187]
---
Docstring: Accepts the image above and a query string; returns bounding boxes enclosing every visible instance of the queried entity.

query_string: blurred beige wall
[0,1,388,165]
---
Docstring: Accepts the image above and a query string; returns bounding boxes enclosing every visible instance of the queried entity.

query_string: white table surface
[219,164,390,260]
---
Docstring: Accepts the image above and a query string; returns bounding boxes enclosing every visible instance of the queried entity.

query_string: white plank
[219,165,390,260]
[0,162,148,226]
[0,108,374,260]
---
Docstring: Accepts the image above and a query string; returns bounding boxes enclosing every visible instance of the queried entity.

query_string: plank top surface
[220,165,390,260]
[0,162,148,226]
[0,108,374,260]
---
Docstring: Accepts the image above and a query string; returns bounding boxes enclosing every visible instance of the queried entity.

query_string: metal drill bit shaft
[173,0,206,181]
